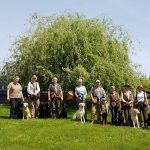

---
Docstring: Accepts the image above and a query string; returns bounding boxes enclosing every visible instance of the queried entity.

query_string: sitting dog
[16,100,23,119]
[117,109,124,126]
[131,108,140,128]
[59,103,67,119]
[39,102,52,118]
[23,103,31,120]
[72,103,85,123]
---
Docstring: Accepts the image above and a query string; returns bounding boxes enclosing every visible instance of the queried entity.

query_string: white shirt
[27,82,40,95]
[75,86,87,100]
[75,86,86,95]
[136,91,147,103]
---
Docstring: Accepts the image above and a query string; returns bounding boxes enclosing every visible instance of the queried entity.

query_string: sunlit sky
[0,0,150,76]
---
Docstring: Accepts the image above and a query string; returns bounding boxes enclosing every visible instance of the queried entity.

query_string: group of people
[7,75,63,119]
[7,75,149,128]
[76,79,149,128]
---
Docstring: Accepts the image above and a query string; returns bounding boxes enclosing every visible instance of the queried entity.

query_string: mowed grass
[0,104,150,150]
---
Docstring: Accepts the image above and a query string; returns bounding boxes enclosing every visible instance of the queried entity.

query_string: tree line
[1,13,150,92]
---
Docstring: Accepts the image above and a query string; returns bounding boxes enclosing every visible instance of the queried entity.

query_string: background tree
[1,13,144,92]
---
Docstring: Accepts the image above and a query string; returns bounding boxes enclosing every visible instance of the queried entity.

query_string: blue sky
[0,0,150,76]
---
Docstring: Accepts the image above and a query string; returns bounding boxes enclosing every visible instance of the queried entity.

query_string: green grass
[0,104,150,150]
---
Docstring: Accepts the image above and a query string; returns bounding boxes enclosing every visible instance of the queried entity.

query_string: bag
[92,97,98,104]
[49,84,62,100]
[37,92,40,98]
[28,82,40,100]
[110,102,116,108]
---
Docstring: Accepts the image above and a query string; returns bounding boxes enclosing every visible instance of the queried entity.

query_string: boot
[91,114,95,124]
[105,121,108,125]
[102,121,105,126]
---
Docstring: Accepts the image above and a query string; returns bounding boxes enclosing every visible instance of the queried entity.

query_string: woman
[109,86,120,125]
[75,79,87,120]
[7,76,24,119]
[75,79,87,105]
[48,77,63,118]
[134,85,149,128]
[27,75,40,118]
[121,84,134,126]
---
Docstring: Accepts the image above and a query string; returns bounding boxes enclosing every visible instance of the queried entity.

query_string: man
[90,80,106,124]
[48,77,63,118]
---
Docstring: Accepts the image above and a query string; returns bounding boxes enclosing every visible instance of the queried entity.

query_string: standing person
[27,75,40,118]
[109,86,120,125]
[90,80,106,124]
[75,79,87,119]
[134,85,149,128]
[48,77,63,118]
[7,76,24,119]
[121,84,134,126]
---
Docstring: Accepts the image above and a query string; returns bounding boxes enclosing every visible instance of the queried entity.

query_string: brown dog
[23,103,31,120]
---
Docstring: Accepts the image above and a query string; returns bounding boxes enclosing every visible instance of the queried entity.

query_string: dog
[23,103,31,120]
[16,100,23,119]
[147,113,150,129]
[131,108,140,128]
[39,102,52,118]
[72,103,85,123]
[117,109,124,126]
[59,103,67,119]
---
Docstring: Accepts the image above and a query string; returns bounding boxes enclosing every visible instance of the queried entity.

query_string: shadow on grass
[0,116,9,119]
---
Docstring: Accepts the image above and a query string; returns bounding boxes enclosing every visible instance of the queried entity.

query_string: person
[75,79,87,105]
[48,77,63,118]
[27,75,40,118]
[7,76,24,119]
[90,80,106,124]
[75,79,87,119]
[109,86,120,125]
[121,84,134,126]
[100,99,109,125]
[134,85,149,128]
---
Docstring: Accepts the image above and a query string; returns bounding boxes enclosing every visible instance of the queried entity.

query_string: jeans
[137,103,148,127]
[110,106,119,125]
[124,107,132,126]
[102,113,107,122]
[10,98,22,119]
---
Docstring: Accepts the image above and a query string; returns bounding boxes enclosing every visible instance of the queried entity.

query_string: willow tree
[2,13,140,91]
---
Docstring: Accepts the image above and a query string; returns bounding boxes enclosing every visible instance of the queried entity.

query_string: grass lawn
[0,104,150,150]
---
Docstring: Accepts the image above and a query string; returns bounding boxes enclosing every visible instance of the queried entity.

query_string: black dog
[16,100,23,119]
[39,102,52,118]
[147,113,150,129]
[59,103,67,119]
[117,109,124,126]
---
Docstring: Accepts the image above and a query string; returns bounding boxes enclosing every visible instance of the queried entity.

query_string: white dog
[131,108,140,128]
[73,103,85,123]
[23,103,31,120]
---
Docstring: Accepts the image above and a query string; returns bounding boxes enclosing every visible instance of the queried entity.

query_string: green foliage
[2,13,141,91]
[139,77,150,91]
